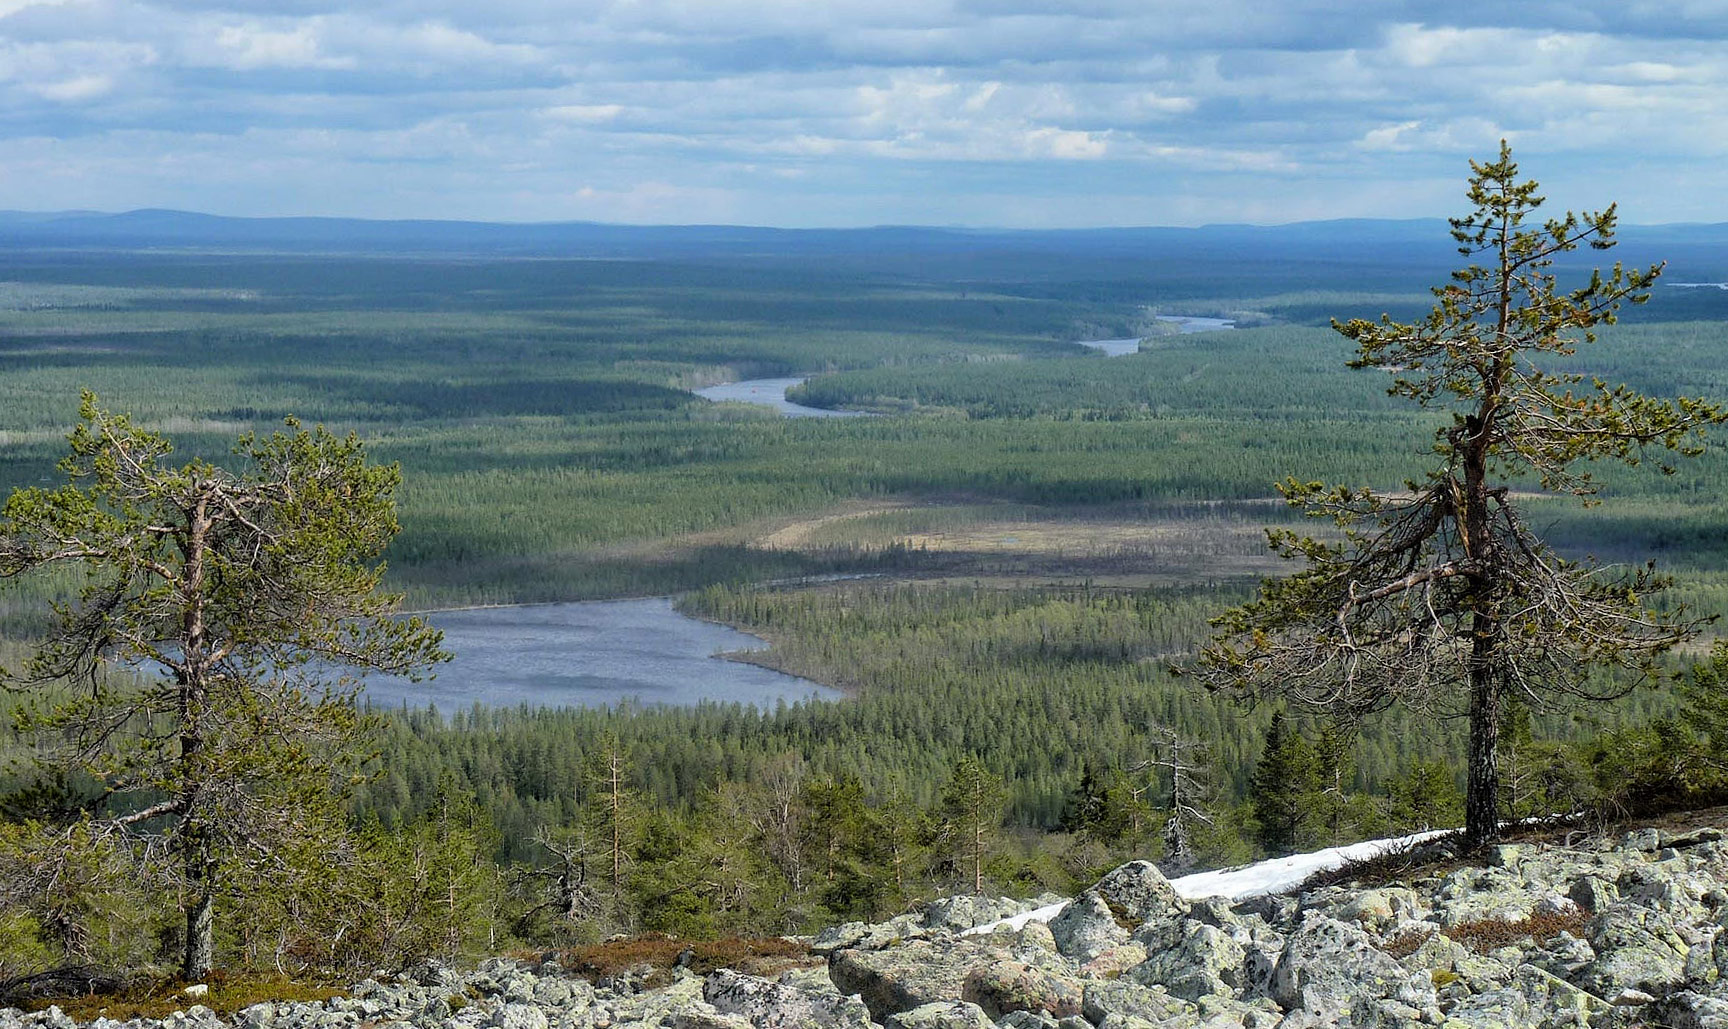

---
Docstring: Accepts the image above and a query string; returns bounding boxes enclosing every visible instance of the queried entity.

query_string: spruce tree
[1249,711,1317,856]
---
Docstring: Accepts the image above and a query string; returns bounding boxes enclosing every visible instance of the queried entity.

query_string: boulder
[486,1004,548,1029]
[1091,862,1184,926]
[1578,907,1691,998]
[1079,979,1196,1025]
[828,940,1004,1021]
[703,970,873,1029]
[1127,922,1245,1000]
[1651,990,1728,1029]
[959,961,1082,1020]
[1048,894,1130,963]
[882,1001,994,1029]
[1271,913,1435,1016]
[924,896,1027,932]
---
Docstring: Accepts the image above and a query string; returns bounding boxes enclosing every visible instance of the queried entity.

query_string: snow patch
[960,827,1451,936]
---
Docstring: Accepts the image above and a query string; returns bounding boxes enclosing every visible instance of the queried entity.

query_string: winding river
[360,598,839,713]
[693,377,867,418]
[371,316,1247,711]
[703,318,1242,415]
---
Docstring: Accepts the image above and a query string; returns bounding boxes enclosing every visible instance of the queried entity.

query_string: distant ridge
[0,208,1723,271]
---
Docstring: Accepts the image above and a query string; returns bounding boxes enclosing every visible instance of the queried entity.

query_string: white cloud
[28,72,111,100]
[543,104,623,122]
[207,22,352,70]
[0,1,1723,224]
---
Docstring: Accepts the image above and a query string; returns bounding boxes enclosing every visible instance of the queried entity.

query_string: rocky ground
[6,823,1728,1029]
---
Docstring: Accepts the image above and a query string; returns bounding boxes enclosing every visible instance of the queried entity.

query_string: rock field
[6,824,1728,1029]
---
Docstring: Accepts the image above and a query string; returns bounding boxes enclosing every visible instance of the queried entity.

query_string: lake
[693,377,867,418]
[361,598,840,712]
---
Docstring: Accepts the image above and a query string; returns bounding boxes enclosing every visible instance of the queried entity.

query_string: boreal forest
[4,189,1728,983]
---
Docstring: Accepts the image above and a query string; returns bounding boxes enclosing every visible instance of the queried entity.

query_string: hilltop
[8,815,1727,1029]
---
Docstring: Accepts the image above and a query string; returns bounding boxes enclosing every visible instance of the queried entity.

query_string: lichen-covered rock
[702,970,872,1029]
[1090,862,1184,927]
[1127,922,1244,1001]
[1079,979,1196,1026]
[1568,874,1617,914]
[1650,989,1728,1029]
[1048,894,1130,963]
[609,974,706,1027]
[1271,913,1435,1016]
[1076,943,1146,980]
[923,896,1027,932]
[959,960,1081,1020]
[814,915,929,956]
[828,940,1004,1021]
[1578,906,1692,998]
[486,1003,550,1029]
[881,1001,993,1029]
[1016,921,1058,955]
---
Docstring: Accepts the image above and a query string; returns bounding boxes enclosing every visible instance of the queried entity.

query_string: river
[361,598,840,712]
[692,377,867,418]
[698,319,1240,414]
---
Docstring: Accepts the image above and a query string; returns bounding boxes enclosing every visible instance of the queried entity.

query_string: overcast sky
[3,0,1725,227]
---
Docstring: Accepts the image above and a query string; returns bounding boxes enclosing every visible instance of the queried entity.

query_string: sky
[2,0,1726,227]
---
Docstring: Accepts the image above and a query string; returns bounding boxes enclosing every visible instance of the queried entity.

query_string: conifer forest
[4,167,1728,980]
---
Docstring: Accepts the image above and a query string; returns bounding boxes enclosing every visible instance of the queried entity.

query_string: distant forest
[2,216,1728,973]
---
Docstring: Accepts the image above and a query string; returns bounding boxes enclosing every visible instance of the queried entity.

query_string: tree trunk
[1464,621,1502,850]
[182,849,214,980]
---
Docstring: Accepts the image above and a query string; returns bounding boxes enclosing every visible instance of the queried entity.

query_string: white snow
[960,827,1453,937]
[1166,828,1452,903]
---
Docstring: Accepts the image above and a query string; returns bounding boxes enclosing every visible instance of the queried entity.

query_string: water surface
[1073,338,1142,356]
[694,377,866,418]
[363,598,839,712]
[1156,315,1238,333]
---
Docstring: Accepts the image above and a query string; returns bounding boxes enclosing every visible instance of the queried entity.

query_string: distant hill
[2,208,1724,290]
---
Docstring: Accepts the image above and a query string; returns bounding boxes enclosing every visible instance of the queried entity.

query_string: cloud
[0,0,1723,224]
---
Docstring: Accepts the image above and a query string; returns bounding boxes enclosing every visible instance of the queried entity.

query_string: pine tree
[939,756,1006,895]
[0,395,446,978]
[1197,144,1725,851]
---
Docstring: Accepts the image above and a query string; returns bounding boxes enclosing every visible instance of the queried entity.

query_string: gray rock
[1015,921,1058,955]
[672,1013,755,1029]
[1568,875,1617,914]
[881,1001,993,1029]
[1439,988,1531,1028]
[702,970,871,1029]
[814,915,928,956]
[1271,913,1435,1016]
[609,975,706,1027]
[1048,894,1130,963]
[1579,907,1692,997]
[828,940,1004,1021]
[958,960,1081,1020]
[486,1005,548,1029]
[1127,922,1244,1001]
[1079,980,1195,1026]
[1090,862,1184,927]
[1651,990,1728,1029]
[923,896,1025,932]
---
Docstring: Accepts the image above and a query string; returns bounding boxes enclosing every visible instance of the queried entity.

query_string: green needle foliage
[0,393,447,979]
[1196,143,1727,850]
